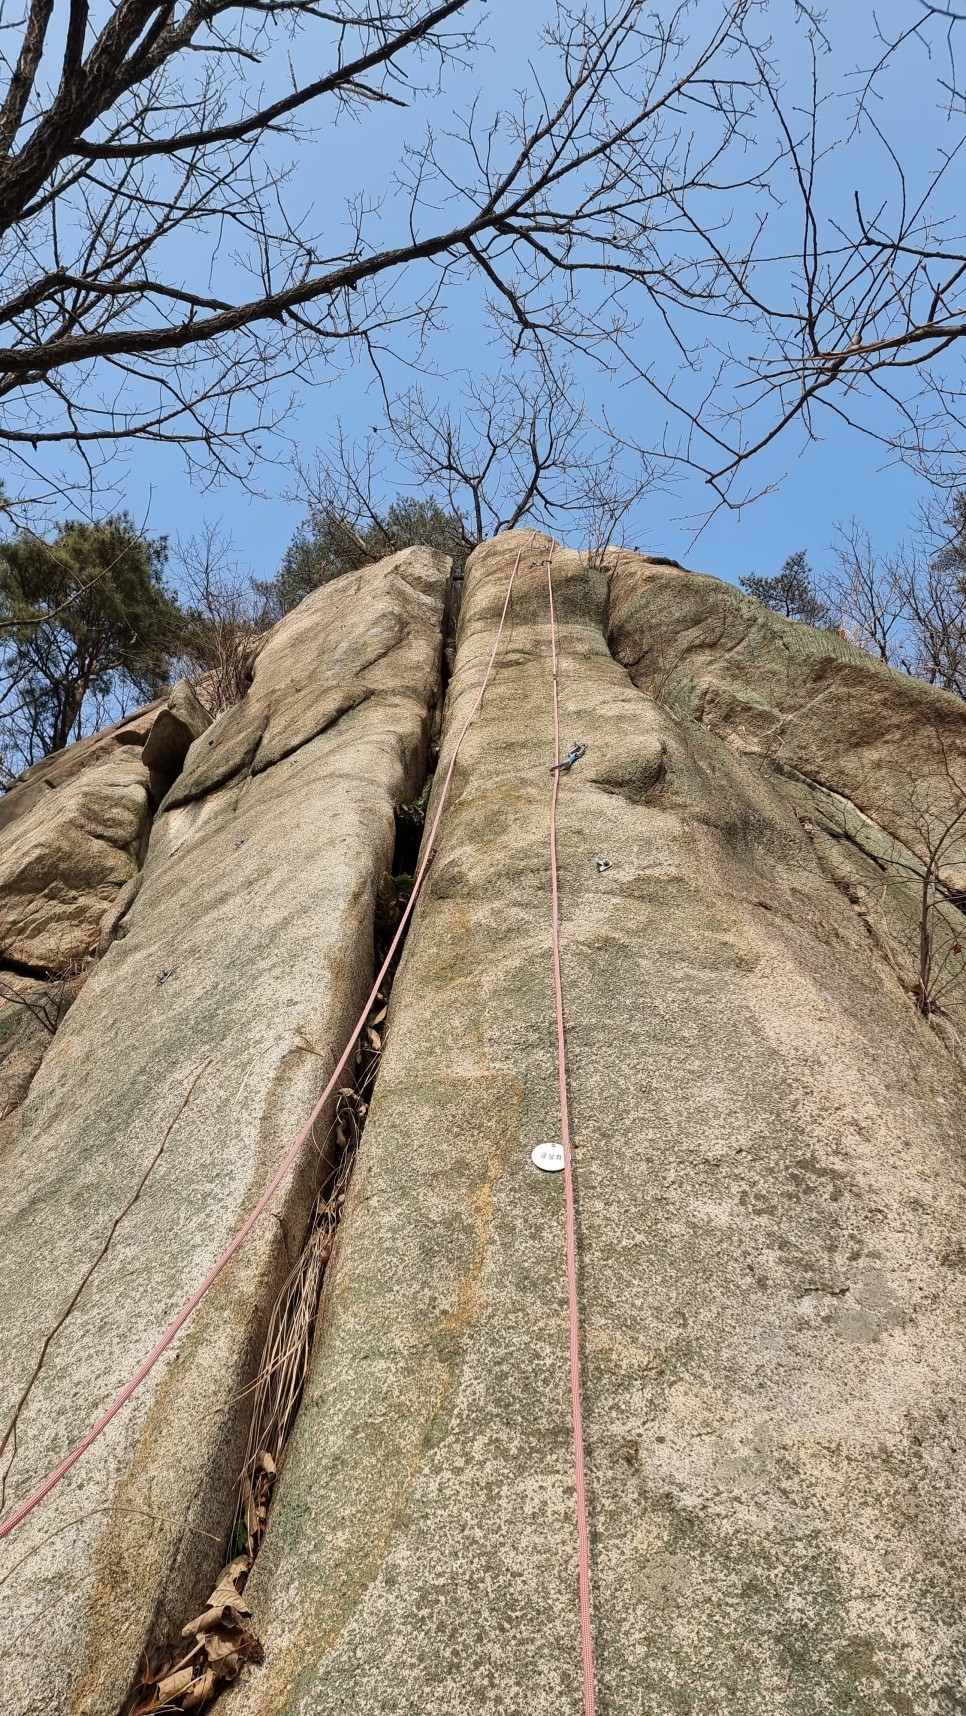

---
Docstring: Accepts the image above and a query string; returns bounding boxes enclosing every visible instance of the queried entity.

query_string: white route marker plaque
[531,1142,565,1173]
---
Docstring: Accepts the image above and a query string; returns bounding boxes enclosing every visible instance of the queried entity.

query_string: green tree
[0,515,180,769]
[259,495,469,620]
[740,552,834,630]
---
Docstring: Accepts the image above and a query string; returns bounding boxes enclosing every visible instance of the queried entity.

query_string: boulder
[0,547,449,1716]
[0,701,162,838]
[0,749,153,968]
[232,534,966,1716]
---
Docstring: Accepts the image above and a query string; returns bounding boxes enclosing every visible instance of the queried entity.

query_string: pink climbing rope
[545,544,597,1716]
[0,540,529,1546]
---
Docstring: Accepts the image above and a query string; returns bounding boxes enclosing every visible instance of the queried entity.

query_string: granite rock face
[608,552,966,870]
[0,674,211,971]
[2,534,966,1716]
[0,700,161,838]
[0,547,449,1716]
[231,535,966,1716]
[0,748,153,968]
[141,678,213,783]
[608,552,966,1034]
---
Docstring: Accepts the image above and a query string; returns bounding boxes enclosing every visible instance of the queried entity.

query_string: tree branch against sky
[647,0,966,506]
[0,0,787,513]
[2,0,965,535]
[308,365,651,550]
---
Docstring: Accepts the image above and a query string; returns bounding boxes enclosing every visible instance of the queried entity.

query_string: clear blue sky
[36,0,963,593]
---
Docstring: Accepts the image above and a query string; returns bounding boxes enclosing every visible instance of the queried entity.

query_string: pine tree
[258,496,470,620]
[740,551,833,629]
[0,515,181,767]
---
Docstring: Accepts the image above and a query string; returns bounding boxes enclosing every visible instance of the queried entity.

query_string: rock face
[608,554,966,1036]
[0,548,448,1716]
[232,535,966,1716]
[608,552,966,873]
[0,969,81,1128]
[0,748,153,968]
[2,533,966,1716]
[0,700,161,837]
[141,677,213,783]
[0,675,213,973]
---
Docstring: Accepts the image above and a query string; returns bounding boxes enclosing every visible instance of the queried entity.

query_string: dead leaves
[184,1554,254,1635]
[239,1450,276,1561]
[130,1556,263,1713]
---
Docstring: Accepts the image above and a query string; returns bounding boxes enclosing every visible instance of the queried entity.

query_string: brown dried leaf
[129,1644,202,1712]
[205,1634,243,1672]
[182,1559,252,1637]
[242,1477,259,1541]
[155,1665,198,1701]
[181,1668,219,1709]
[184,1598,248,1636]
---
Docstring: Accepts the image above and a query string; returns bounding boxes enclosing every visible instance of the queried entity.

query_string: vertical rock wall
[0,549,448,1716]
[230,534,966,1715]
[3,533,966,1716]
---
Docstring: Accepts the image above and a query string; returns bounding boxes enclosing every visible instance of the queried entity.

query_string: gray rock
[0,970,83,1136]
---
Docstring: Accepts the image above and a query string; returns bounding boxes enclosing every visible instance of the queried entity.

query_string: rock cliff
[1,534,965,1715]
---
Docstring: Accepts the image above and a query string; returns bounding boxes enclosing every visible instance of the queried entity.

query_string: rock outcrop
[0,547,448,1716]
[0,677,214,975]
[141,678,213,785]
[223,536,966,1716]
[1,533,966,1716]
[0,700,161,837]
[609,552,966,873]
[0,749,154,969]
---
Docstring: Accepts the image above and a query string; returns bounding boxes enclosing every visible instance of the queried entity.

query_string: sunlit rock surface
[2,534,966,1716]
[235,535,966,1716]
[0,548,448,1716]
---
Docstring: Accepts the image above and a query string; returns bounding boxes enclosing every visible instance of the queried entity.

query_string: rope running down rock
[545,543,597,1716]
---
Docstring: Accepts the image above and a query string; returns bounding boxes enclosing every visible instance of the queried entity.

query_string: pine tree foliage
[0,515,180,772]
[740,552,834,630]
[259,496,468,620]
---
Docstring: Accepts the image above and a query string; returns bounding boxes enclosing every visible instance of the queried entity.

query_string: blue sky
[23,0,964,594]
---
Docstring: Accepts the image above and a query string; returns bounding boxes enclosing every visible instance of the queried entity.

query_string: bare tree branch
[0,0,786,506]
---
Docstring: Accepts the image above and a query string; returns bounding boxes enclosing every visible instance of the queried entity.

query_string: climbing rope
[0,540,529,1547]
[545,544,597,1716]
